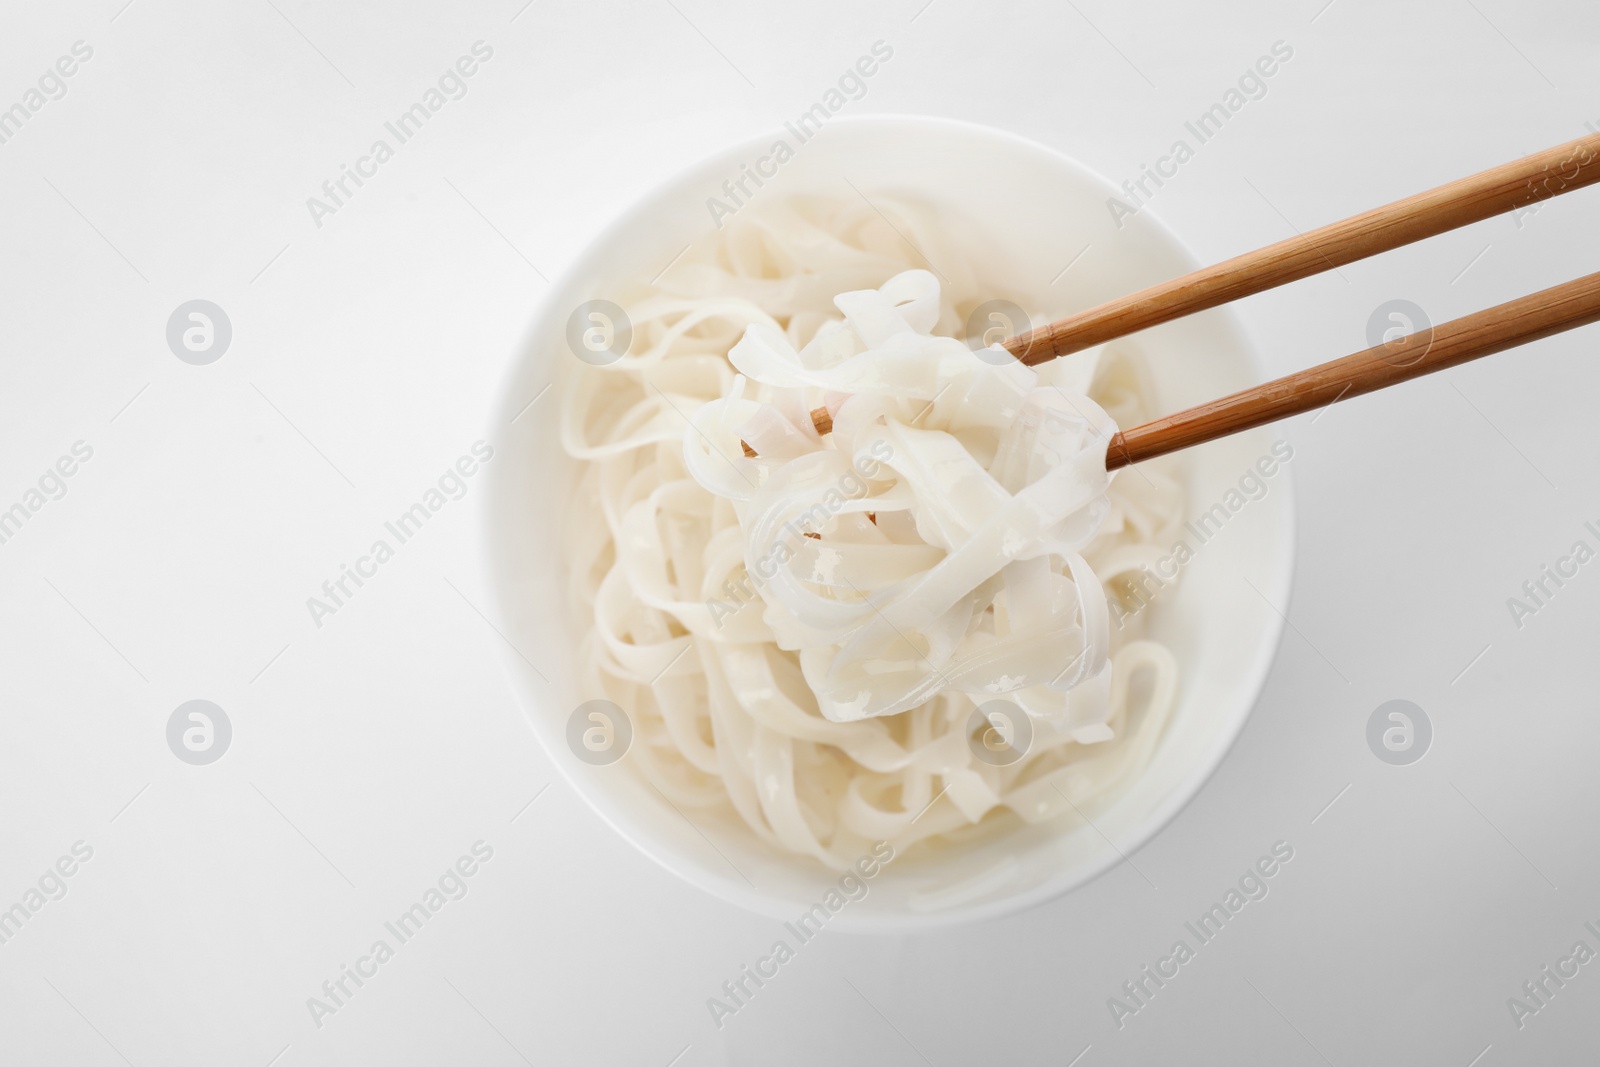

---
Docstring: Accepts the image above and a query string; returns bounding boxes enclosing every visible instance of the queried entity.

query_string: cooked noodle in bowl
[562,197,1186,869]
[485,116,1292,927]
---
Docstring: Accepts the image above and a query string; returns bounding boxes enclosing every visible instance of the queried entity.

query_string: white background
[2,0,1598,1064]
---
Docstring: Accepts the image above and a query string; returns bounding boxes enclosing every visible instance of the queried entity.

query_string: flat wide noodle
[561,196,1185,868]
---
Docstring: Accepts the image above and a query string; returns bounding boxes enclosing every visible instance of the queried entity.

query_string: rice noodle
[560,196,1185,867]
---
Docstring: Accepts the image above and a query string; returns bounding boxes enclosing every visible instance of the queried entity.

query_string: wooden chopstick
[737,132,1600,462]
[1104,270,1600,470]
[1007,131,1600,364]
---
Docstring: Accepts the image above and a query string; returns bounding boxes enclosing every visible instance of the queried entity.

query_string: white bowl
[480,115,1294,931]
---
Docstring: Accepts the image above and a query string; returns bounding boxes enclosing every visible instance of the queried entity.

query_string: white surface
[1,0,1596,1064]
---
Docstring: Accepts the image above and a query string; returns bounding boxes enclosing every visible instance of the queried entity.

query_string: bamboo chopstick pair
[741,133,1600,469]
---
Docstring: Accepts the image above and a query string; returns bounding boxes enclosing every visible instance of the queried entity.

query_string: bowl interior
[481,116,1293,931]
